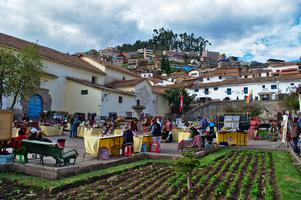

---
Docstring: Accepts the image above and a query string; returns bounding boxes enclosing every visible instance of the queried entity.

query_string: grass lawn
[272,151,301,200]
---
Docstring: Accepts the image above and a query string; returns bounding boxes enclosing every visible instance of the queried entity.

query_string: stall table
[133,135,153,152]
[78,126,103,137]
[84,135,123,157]
[177,132,191,142]
[217,131,248,146]
[40,125,63,136]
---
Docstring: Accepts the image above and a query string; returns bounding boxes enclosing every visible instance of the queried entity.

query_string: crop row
[47,151,279,200]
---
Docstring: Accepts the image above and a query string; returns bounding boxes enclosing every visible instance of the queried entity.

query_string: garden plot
[1,150,299,199]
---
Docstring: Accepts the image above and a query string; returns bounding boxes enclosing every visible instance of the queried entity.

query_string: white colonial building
[187,75,301,101]
[0,33,169,119]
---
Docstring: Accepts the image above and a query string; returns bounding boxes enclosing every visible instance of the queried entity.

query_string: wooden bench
[21,139,79,166]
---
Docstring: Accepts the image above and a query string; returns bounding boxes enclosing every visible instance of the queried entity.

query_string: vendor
[123,125,134,146]
[150,118,162,148]
[28,128,39,140]
[11,128,28,150]
[163,119,173,143]
[189,123,200,138]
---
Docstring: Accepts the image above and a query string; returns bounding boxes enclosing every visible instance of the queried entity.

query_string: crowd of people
[10,110,301,158]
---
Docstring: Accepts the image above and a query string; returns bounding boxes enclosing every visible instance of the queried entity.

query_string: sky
[0,0,301,62]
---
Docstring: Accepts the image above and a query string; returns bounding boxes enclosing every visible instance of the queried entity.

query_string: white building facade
[187,76,301,101]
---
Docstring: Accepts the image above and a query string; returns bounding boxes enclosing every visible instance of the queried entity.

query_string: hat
[31,128,38,133]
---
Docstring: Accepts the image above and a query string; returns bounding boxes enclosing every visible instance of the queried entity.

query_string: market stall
[84,135,123,159]
[40,125,64,136]
[177,132,191,142]
[216,113,249,146]
[77,126,103,137]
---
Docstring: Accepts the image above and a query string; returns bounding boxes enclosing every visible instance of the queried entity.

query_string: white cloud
[0,0,300,61]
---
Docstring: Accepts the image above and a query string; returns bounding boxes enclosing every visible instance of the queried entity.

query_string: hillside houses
[0,33,169,119]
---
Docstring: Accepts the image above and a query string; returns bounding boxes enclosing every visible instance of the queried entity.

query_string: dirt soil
[0,152,280,200]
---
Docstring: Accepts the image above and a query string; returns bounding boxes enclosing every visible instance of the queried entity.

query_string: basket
[0,154,14,164]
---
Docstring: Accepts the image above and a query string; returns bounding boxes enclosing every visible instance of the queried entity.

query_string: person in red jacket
[12,128,28,150]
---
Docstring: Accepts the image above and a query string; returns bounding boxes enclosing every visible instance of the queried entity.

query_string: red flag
[179,95,184,112]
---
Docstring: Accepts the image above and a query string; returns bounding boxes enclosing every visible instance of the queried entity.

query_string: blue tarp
[175,65,198,71]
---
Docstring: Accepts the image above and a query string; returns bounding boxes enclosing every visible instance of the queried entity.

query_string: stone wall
[182,100,283,121]
[22,88,52,114]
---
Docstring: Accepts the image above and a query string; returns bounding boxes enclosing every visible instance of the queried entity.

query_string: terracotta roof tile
[106,78,146,88]
[0,32,106,75]
[85,55,141,78]
[152,86,167,95]
[270,62,300,67]
[66,77,135,96]
[191,74,301,89]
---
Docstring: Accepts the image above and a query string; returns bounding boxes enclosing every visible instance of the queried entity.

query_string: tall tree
[0,49,19,109]
[8,45,43,109]
[116,28,210,55]
[160,55,171,74]
[165,88,195,114]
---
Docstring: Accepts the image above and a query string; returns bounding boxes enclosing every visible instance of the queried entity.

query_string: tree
[0,49,19,109]
[165,88,195,114]
[283,92,299,111]
[175,152,199,191]
[7,45,43,109]
[160,56,171,74]
[116,28,210,55]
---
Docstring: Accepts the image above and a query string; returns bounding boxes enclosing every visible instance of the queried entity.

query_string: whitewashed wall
[100,92,136,117]
[188,80,301,100]
[268,64,299,73]
[41,60,105,111]
[81,56,138,83]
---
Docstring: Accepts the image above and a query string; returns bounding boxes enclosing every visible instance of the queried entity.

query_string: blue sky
[0,0,301,62]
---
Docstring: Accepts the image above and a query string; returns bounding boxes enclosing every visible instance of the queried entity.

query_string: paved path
[14,132,294,167]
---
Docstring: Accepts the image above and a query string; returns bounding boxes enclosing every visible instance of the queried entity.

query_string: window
[194,89,199,92]
[271,85,277,90]
[262,85,265,89]
[207,78,210,81]
[91,76,96,84]
[243,87,248,94]
[291,83,294,86]
[214,87,218,91]
[276,70,280,72]
[204,88,209,95]
[118,96,123,103]
[219,76,222,80]
[137,99,140,106]
[81,90,88,95]
[227,88,232,95]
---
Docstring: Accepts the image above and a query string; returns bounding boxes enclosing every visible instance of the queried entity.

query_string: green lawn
[272,151,301,200]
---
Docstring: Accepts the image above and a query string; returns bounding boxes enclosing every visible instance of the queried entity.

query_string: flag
[246,90,253,104]
[179,95,184,112]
